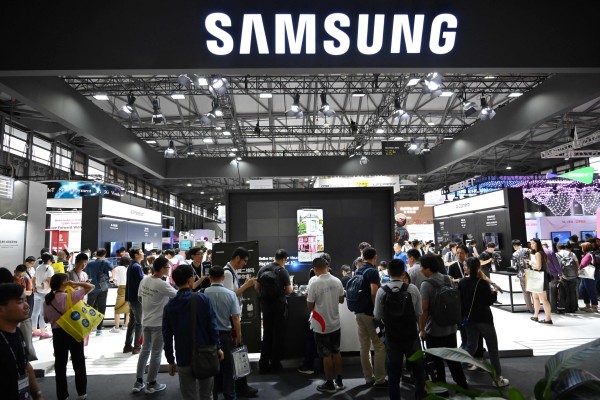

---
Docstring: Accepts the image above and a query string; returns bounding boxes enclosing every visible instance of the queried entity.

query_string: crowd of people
[1,234,599,400]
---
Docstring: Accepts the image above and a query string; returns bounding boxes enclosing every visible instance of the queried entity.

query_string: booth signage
[546,166,595,185]
[433,189,506,218]
[0,175,14,200]
[101,198,161,224]
[49,213,82,230]
[45,181,122,200]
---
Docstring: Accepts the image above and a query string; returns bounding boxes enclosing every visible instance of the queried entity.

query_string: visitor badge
[17,373,31,399]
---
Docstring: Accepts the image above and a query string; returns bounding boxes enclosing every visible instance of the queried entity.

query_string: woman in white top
[111,256,131,332]
[32,253,55,339]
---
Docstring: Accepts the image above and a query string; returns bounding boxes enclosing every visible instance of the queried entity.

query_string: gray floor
[36,355,550,399]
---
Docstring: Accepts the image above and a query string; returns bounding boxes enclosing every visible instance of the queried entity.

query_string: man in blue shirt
[85,248,113,336]
[124,247,144,354]
[163,264,222,400]
[392,243,408,264]
[204,266,242,400]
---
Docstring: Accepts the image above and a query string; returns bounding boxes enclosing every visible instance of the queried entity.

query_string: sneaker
[335,377,345,390]
[39,332,53,340]
[131,381,145,393]
[109,327,121,333]
[95,329,103,336]
[121,326,127,331]
[467,364,480,371]
[76,395,87,400]
[123,345,133,353]
[132,347,141,355]
[317,382,337,394]
[145,382,167,394]
[372,380,388,389]
[297,366,315,375]
[494,376,510,387]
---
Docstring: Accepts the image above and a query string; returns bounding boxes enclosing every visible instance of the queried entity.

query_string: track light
[207,102,223,119]
[164,140,176,158]
[286,94,303,118]
[359,155,369,165]
[93,93,109,100]
[177,74,193,89]
[479,95,496,120]
[151,97,164,124]
[118,93,137,119]
[408,139,418,151]
[422,140,430,152]
[319,93,335,117]
[425,73,442,91]
[391,97,409,123]
[352,90,366,97]
[209,76,227,96]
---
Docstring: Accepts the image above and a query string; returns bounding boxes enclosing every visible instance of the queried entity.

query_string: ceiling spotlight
[236,156,242,161]
[177,74,193,89]
[479,96,496,120]
[209,76,227,96]
[422,140,430,152]
[391,97,409,123]
[146,140,157,144]
[408,139,418,151]
[453,192,460,201]
[229,152,236,157]
[117,93,137,119]
[171,93,185,100]
[406,77,420,86]
[286,94,304,118]
[463,101,478,118]
[352,90,366,97]
[359,155,369,165]
[186,183,192,187]
[164,140,177,158]
[93,93,109,100]
[424,72,442,91]
[440,91,454,97]
[506,165,512,170]
[508,92,523,98]
[230,147,238,152]
[151,97,164,124]
[259,92,273,99]
[223,130,231,136]
[207,102,223,118]
[376,128,385,134]
[319,93,336,118]
[193,75,208,86]
[203,138,213,143]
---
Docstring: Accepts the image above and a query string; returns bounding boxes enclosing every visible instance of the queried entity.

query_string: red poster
[50,230,69,253]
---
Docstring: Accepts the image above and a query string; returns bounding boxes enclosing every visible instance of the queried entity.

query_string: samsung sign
[205,13,457,56]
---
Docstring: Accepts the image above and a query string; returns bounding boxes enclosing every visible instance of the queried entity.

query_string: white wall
[537,215,597,240]
[0,220,26,271]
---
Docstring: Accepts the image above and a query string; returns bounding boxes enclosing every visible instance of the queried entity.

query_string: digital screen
[581,231,596,241]
[106,242,124,257]
[451,233,465,244]
[482,232,500,250]
[297,209,324,263]
[551,231,571,244]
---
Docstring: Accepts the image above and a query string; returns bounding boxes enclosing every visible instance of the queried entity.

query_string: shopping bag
[232,345,252,379]
[580,266,596,279]
[56,289,104,342]
[525,269,544,293]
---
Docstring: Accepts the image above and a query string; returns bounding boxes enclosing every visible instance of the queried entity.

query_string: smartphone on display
[297,209,324,263]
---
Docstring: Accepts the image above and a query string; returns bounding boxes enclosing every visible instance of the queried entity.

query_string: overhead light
[422,140,430,152]
[508,92,523,97]
[440,91,454,97]
[195,76,209,86]
[479,96,496,120]
[210,197,214,201]
[359,155,369,165]
[146,140,157,144]
[201,191,205,195]
[164,140,176,158]
[417,176,423,180]
[286,94,303,118]
[392,136,404,141]
[427,120,436,126]
[424,72,442,91]
[203,138,213,143]
[177,74,193,88]
[117,93,137,119]
[391,98,409,123]
[319,93,336,117]
[259,92,273,99]
[186,183,192,187]
[443,135,453,141]
[453,192,460,201]
[93,93,109,100]
[352,90,366,97]
[484,75,496,80]
[376,128,385,134]
[187,151,195,155]
[236,156,242,161]
[209,76,227,96]
[463,101,478,118]
[230,147,238,152]
[506,165,512,170]
[407,78,420,86]
[229,152,236,157]
[223,130,231,136]
[304,178,309,181]
[208,103,223,117]
[151,97,164,124]
[171,93,185,100]
[408,140,418,151]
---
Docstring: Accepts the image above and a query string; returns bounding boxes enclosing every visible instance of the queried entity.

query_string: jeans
[86,290,108,330]
[52,328,87,400]
[465,322,502,377]
[386,338,425,400]
[562,278,579,312]
[32,292,47,330]
[425,333,468,388]
[580,278,598,306]
[215,331,236,400]
[125,300,143,349]
[178,365,214,400]
[518,274,533,311]
[259,305,287,369]
[355,313,386,384]
[136,326,163,383]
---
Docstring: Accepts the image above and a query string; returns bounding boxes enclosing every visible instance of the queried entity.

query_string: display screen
[540,239,553,249]
[297,209,324,263]
[106,242,124,257]
[551,231,571,244]
[451,233,465,244]
[482,232,500,249]
[581,231,596,241]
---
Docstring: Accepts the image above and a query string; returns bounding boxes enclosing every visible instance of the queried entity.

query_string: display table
[490,271,527,313]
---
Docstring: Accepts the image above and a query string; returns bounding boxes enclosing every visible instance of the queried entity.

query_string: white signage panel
[49,212,82,230]
[433,190,506,218]
[424,189,445,206]
[249,179,273,189]
[316,176,399,188]
[0,220,25,270]
[101,198,161,224]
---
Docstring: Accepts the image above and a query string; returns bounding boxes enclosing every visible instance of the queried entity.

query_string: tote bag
[56,288,104,342]
[232,345,252,379]
[525,269,544,293]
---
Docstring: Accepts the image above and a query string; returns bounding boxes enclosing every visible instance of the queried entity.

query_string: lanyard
[0,331,26,375]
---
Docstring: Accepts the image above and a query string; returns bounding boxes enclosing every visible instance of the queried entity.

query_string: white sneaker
[132,381,145,393]
[145,382,167,394]
[494,376,510,387]
[109,327,121,333]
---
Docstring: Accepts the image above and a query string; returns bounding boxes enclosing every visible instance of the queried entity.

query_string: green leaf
[409,349,425,362]
[507,387,527,400]
[534,378,547,400]
[543,338,600,398]
[553,368,600,399]
[422,347,496,376]
[556,381,600,400]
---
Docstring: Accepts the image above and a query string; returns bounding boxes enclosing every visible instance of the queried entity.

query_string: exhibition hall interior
[1,1,600,399]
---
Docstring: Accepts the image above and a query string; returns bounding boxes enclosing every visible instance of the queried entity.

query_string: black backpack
[426,276,461,326]
[381,283,418,341]
[259,265,284,301]
[556,253,578,280]
[346,270,370,313]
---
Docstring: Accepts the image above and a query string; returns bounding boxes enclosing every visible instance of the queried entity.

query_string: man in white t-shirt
[307,257,345,394]
[132,256,177,394]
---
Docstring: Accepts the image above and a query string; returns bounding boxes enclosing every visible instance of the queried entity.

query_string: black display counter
[491,271,527,313]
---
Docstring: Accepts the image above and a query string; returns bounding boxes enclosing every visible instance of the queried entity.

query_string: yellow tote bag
[56,287,104,342]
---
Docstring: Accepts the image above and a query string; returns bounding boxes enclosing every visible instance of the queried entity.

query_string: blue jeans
[385,338,425,400]
[465,322,502,376]
[136,326,163,383]
[579,278,598,306]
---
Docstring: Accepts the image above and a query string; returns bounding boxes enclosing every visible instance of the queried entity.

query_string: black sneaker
[372,380,388,389]
[335,377,345,390]
[317,382,337,394]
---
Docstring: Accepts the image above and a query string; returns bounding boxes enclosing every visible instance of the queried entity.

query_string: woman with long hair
[578,242,598,312]
[528,239,553,324]
[458,258,509,387]
[43,273,94,400]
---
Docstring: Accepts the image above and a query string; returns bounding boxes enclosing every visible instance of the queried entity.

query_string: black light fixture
[118,93,138,119]
[177,74,193,89]
[391,97,409,123]
[286,94,303,118]
[350,120,358,134]
[359,155,369,165]
[208,76,227,96]
[453,192,460,201]
[164,140,176,158]
[480,95,496,120]
[254,121,261,136]
[151,97,164,124]
[319,93,335,117]
[207,101,223,119]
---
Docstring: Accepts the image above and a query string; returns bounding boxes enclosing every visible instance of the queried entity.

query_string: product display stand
[490,271,526,313]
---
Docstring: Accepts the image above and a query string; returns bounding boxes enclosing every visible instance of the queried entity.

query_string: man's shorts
[314,329,341,358]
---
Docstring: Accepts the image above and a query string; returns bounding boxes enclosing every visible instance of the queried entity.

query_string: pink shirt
[43,288,87,329]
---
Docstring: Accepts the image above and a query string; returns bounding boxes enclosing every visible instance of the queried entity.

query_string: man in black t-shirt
[478,243,497,278]
[0,284,44,400]
[256,249,293,374]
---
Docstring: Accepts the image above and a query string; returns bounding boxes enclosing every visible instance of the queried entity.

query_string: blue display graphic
[45,181,123,200]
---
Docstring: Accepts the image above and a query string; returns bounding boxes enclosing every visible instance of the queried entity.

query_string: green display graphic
[558,166,595,184]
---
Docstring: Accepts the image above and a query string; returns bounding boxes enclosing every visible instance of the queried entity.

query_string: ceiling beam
[0,76,167,178]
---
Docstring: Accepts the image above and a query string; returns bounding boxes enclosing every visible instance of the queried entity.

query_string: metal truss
[64,74,548,96]
[541,130,600,158]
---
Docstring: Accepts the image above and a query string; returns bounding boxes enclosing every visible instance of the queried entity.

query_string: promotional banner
[0,220,25,270]
[45,181,122,200]
[50,231,69,253]
[49,212,82,230]
[212,241,261,353]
